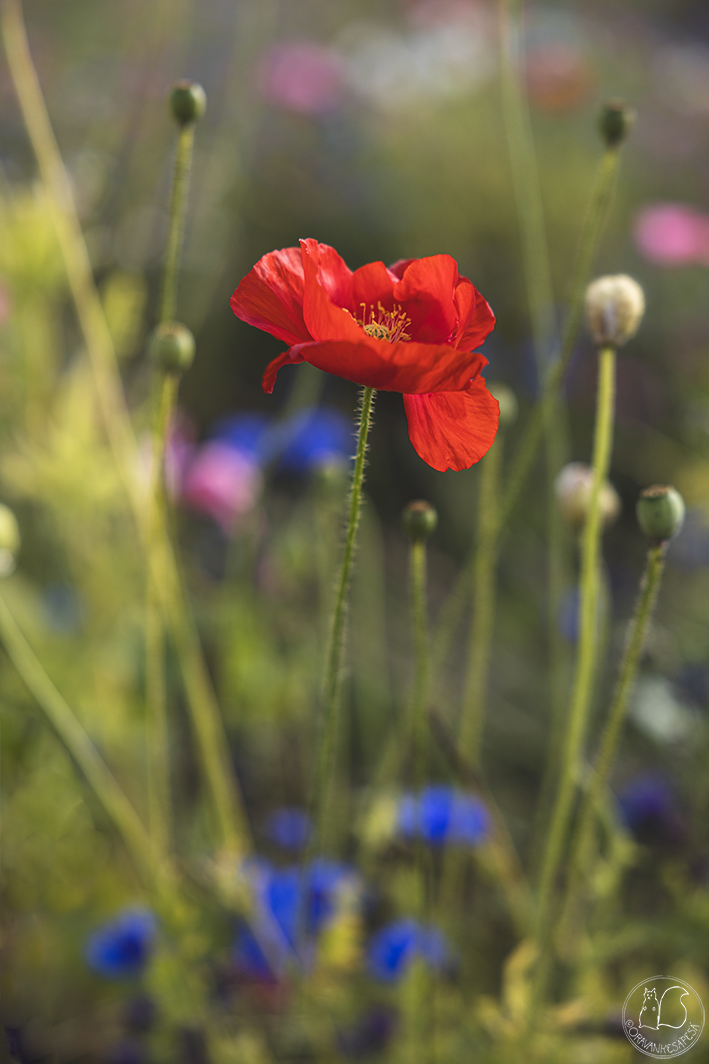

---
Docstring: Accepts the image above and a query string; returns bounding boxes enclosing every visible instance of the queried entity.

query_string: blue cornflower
[616,773,683,847]
[276,407,351,473]
[397,786,490,846]
[232,858,354,979]
[264,807,312,851]
[84,909,156,979]
[211,412,271,463]
[367,919,448,983]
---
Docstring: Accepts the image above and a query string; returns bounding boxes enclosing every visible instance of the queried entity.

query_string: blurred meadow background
[3,0,709,1061]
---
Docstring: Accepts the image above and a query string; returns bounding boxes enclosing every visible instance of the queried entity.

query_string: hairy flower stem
[459,435,504,765]
[533,343,617,1003]
[312,387,376,854]
[0,588,160,885]
[560,542,667,936]
[1,0,252,860]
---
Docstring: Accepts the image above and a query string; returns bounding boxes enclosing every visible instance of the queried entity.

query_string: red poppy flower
[230,239,499,471]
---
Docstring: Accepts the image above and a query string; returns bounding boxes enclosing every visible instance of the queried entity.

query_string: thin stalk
[159,123,195,324]
[145,373,178,854]
[0,587,158,885]
[1,1,252,859]
[410,538,430,794]
[459,436,504,765]
[311,387,376,854]
[534,344,617,986]
[561,542,667,929]
[408,536,432,1064]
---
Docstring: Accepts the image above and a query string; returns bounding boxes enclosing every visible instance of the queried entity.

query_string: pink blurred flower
[258,42,345,114]
[633,204,709,267]
[181,443,262,534]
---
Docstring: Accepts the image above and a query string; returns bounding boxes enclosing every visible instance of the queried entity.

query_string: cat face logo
[624,976,704,1059]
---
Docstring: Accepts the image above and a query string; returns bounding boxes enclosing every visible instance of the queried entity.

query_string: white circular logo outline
[623,974,705,1059]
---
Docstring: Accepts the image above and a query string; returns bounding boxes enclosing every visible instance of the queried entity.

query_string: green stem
[562,542,667,928]
[145,374,178,855]
[458,436,504,765]
[534,344,617,986]
[0,586,159,885]
[159,123,195,324]
[410,538,430,795]
[312,386,376,854]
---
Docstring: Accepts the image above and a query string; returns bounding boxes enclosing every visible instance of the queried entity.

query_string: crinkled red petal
[393,254,460,343]
[452,278,496,351]
[262,349,306,394]
[299,238,354,309]
[280,339,488,394]
[403,378,500,471]
[230,247,311,347]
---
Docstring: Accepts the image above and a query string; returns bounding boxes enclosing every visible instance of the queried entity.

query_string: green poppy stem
[410,537,430,794]
[312,386,376,854]
[533,343,617,997]
[561,541,667,933]
[159,123,195,324]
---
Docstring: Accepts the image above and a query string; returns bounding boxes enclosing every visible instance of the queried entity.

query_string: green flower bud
[149,321,195,374]
[486,380,518,430]
[585,274,645,348]
[0,504,20,576]
[599,99,635,148]
[636,485,685,543]
[555,463,621,531]
[402,500,438,542]
[170,81,207,126]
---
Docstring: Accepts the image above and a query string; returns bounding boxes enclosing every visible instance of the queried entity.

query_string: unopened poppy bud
[555,462,621,531]
[149,321,195,374]
[402,500,438,542]
[0,504,20,576]
[487,381,518,429]
[599,99,635,148]
[169,81,207,126]
[585,274,645,348]
[636,485,685,543]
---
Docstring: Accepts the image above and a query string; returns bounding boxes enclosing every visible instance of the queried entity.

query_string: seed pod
[599,99,635,148]
[170,81,207,126]
[486,381,518,430]
[555,462,621,531]
[149,321,195,374]
[402,500,438,542]
[585,274,645,348]
[636,485,685,543]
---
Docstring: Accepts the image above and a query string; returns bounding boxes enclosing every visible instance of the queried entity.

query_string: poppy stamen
[358,302,411,342]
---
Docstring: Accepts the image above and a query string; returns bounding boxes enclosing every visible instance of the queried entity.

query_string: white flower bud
[555,462,621,531]
[585,274,645,347]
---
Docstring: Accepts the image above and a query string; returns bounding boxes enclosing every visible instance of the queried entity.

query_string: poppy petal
[351,261,398,315]
[393,255,459,343]
[231,247,311,347]
[300,238,354,308]
[452,278,496,351]
[403,378,500,471]
[262,349,306,394]
[300,240,364,342]
[388,258,415,280]
[285,339,488,393]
